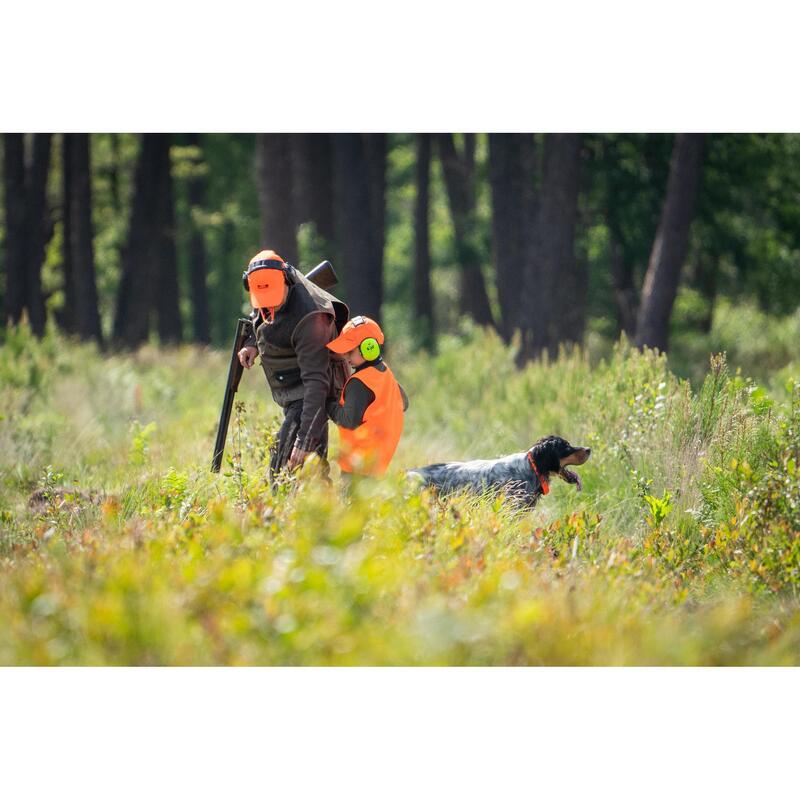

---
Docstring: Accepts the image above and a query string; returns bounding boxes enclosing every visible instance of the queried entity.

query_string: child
[325,316,408,479]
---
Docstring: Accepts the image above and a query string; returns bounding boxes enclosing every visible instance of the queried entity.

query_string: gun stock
[304,260,338,290]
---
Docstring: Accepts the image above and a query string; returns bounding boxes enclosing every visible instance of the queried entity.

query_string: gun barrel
[211,317,252,472]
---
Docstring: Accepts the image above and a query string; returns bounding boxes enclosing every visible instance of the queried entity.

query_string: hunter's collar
[527,450,549,495]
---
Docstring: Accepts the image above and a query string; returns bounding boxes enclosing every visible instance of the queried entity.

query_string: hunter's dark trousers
[269,399,329,485]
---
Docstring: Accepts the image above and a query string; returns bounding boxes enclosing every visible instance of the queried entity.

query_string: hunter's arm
[293,312,336,450]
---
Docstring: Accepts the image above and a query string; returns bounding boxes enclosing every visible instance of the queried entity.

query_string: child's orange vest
[337,363,404,476]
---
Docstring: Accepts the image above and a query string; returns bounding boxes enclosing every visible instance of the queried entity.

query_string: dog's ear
[530,437,561,474]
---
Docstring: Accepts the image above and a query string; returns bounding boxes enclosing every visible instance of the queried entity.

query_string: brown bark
[332,133,383,320]
[517,134,582,362]
[25,134,52,336]
[2,133,52,335]
[414,133,435,349]
[364,133,387,284]
[635,133,706,352]
[114,134,160,346]
[153,134,182,344]
[256,134,297,264]
[435,133,494,328]
[488,133,537,339]
[693,251,717,333]
[609,230,637,337]
[61,134,76,333]
[185,133,211,344]
[64,134,102,342]
[291,133,336,253]
[109,133,121,213]
[3,134,27,326]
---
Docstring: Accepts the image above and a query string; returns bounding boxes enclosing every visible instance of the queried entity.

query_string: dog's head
[529,435,591,491]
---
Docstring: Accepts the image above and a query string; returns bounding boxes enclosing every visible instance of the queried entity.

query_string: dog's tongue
[559,468,583,492]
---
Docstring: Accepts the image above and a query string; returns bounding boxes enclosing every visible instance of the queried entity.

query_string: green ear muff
[359,337,381,361]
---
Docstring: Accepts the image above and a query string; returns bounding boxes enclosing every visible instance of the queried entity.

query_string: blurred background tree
[2,132,799,378]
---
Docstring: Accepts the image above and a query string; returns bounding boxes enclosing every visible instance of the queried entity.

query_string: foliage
[705,385,800,595]
[1,331,799,664]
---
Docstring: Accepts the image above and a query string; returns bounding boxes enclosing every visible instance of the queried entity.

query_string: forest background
[3,132,799,384]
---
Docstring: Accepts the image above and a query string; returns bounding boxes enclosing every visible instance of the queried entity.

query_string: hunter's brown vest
[254,267,349,406]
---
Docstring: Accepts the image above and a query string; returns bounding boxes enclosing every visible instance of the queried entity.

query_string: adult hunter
[238,249,349,480]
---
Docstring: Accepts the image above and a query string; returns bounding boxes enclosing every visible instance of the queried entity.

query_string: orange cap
[326,315,385,354]
[244,250,287,310]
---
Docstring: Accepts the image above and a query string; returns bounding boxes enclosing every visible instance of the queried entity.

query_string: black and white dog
[407,436,591,508]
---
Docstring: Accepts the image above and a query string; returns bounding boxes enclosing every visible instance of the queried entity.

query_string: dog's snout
[585,447,592,456]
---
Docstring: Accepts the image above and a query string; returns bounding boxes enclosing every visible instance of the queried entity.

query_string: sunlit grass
[0,322,798,664]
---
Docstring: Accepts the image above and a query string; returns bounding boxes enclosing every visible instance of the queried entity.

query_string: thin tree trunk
[414,133,435,349]
[554,139,587,346]
[154,134,182,344]
[114,134,159,346]
[25,133,52,336]
[488,133,537,339]
[109,132,121,213]
[693,251,717,333]
[332,133,382,320]
[256,134,297,264]
[185,133,211,344]
[635,133,706,351]
[364,133,387,289]
[435,133,494,328]
[291,133,336,255]
[3,134,28,326]
[517,133,582,363]
[65,133,103,342]
[61,134,76,333]
[609,230,637,337]
[2,134,51,335]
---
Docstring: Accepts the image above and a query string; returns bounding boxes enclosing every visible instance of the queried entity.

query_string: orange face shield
[243,250,287,321]
[247,267,286,312]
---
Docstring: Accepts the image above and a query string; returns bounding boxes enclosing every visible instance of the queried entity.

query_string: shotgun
[210,260,339,472]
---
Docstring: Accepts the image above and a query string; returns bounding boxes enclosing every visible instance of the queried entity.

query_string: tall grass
[0,321,798,664]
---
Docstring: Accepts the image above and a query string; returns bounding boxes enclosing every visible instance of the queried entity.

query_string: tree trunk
[64,134,103,342]
[364,133,387,288]
[25,134,52,336]
[414,133,435,349]
[332,133,383,320]
[635,133,706,352]
[435,133,494,328]
[61,134,76,333]
[291,133,336,255]
[109,132,121,213]
[3,134,28,327]
[609,230,637,337]
[693,251,717,333]
[153,134,182,344]
[488,133,537,339]
[256,134,297,264]
[2,134,52,335]
[114,134,160,346]
[517,133,582,362]
[185,133,211,344]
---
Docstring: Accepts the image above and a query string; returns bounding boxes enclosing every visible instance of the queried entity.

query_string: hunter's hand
[287,445,313,472]
[238,346,258,369]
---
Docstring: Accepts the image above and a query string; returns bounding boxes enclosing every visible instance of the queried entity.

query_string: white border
[2,668,797,798]
[3,1,800,131]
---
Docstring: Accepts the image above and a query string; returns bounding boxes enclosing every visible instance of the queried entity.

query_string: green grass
[1,320,799,665]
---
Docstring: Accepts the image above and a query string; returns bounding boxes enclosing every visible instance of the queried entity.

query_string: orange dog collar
[527,450,549,495]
